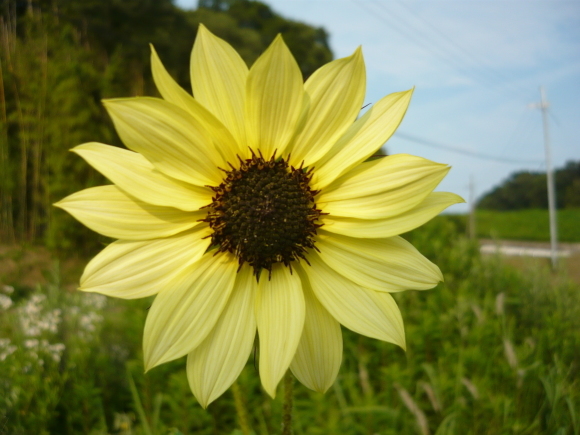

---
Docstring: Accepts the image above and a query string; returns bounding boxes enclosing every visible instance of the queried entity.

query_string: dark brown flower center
[203,151,322,278]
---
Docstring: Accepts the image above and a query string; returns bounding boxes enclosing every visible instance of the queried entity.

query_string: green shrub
[1,220,578,434]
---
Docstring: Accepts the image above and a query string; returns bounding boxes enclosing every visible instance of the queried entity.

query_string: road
[479,239,580,258]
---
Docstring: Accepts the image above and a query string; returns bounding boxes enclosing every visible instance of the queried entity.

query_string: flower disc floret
[203,151,322,276]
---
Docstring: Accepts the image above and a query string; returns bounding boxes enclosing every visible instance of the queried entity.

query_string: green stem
[231,381,251,435]
[281,371,294,435]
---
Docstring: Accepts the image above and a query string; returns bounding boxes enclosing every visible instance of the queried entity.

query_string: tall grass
[0,219,578,434]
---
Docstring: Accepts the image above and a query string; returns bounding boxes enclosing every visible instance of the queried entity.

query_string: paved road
[479,239,580,258]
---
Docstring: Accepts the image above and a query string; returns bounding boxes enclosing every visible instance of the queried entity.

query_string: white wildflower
[84,293,107,310]
[19,295,62,336]
[79,312,103,333]
[0,294,12,310]
[0,338,17,361]
[1,285,14,294]
[48,343,66,363]
[42,309,62,333]
[24,339,39,349]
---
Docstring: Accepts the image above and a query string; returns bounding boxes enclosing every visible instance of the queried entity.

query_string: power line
[350,0,535,102]
[498,107,536,160]
[393,132,543,164]
[391,0,533,100]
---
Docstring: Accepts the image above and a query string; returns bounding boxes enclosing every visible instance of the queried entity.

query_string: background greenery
[477,161,580,211]
[1,217,578,434]
[0,0,332,252]
[1,0,578,434]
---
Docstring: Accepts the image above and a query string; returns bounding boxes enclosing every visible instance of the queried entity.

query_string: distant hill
[477,161,580,210]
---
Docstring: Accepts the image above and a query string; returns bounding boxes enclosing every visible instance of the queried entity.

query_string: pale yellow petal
[290,268,342,393]
[151,45,242,163]
[80,225,212,299]
[256,264,305,398]
[321,192,465,238]
[246,35,303,159]
[318,154,450,219]
[103,97,224,186]
[151,43,200,112]
[289,47,366,168]
[191,24,248,154]
[312,89,414,190]
[54,185,201,240]
[143,252,238,370]
[321,154,448,200]
[316,231,442,292]
[186,265,257,408]
[301,253,406,349]
[72,143,212,211]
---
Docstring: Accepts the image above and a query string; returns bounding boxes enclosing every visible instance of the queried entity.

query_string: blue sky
[176,0,580,213]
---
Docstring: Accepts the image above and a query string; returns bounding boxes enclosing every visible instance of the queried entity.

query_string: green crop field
[1,218,578,434]
[476,208,580,242]
[445,208,580,243]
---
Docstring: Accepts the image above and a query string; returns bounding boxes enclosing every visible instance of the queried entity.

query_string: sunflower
[55,25,463,408]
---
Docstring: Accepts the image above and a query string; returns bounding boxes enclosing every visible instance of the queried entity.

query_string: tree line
[0,0,332,253]
[477,160,580,210]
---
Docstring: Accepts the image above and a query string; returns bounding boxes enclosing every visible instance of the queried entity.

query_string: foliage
[2,2,577,433]
[478,160,580,210]
[0,0,332,251]
[0,15,114,253]
[0,265,112,434]
[1,219,578,434]
[196,0,332,78]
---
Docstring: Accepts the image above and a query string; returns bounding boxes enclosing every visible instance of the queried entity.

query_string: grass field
[1,218,579,434]
[446,208,580,243]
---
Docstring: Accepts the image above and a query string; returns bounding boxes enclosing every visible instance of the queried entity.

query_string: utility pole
[531,87,558,269]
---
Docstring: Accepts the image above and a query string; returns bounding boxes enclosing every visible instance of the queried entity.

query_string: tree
[0,0,333,250]
[477,161,580,210]
[194,0,333,78]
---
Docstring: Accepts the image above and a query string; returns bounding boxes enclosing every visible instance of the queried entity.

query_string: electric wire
[350,0,535,102]
[390,0,534,100]
[394,132,543,164]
